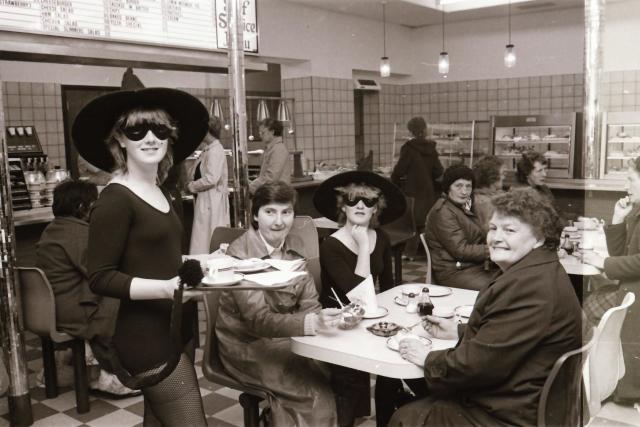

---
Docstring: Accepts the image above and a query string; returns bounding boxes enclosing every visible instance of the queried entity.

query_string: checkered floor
[1,258,638,426]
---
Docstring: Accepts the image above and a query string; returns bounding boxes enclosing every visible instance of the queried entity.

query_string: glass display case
[599,112,640,180]
[492,114,578,179]
[426,120,491,168]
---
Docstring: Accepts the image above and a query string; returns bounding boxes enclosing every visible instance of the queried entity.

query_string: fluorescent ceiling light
[434,0,533,12]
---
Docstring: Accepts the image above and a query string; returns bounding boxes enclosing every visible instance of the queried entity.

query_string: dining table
[290,284,478,379]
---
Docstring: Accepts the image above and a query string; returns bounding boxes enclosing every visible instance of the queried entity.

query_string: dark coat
[36,216,118,340]
[391,138,443,227]
[425,196,493,290]
[390,248,583,427]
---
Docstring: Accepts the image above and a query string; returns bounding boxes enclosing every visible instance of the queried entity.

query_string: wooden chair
[584,292,635,418]
[419,232,433,284]
[537,328,596,427]
[381,196,416,287]
[17,267,90,414]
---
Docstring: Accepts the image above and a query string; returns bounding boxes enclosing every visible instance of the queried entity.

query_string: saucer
[201,273,244,287]
[424,284,453,297]
[363,306,389,319]
[393,296,408,307]
[233,259,270,273]
[454,305,474,319]
[386,335,432,352]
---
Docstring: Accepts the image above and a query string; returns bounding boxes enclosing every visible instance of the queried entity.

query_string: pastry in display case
[425,120,491,168]
[492,114,578,179]
[599,112,640,180]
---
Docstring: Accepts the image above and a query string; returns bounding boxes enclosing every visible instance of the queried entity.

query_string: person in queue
[472,155,506,231]
[72,83,209,425]
[425,163,494,290]
[216,181,341,426]
[314,171,425,427]
[187,116,230,254]
[249,117,291,194]
[390,187,582,427]
[581,156,640,405]
[391,116,444,261]
[36,179,137,397]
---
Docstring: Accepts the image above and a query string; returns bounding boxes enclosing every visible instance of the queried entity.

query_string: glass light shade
[438,52,449,74]
[380,56,391,78]
[256,100,270,122]
[276,100,291,122]
[504,44,516,68]
[210,98,225,123]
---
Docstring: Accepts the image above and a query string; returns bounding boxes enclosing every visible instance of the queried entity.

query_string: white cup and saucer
[203,258,243,286]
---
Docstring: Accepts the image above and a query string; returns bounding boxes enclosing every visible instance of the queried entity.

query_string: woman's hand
[399,338,430,366]
[313,308,342,330]
[422,315,459,340]
[612,196,633,225]
[351,225,369,251]
[580,251,606,270]
[130,277,180,300]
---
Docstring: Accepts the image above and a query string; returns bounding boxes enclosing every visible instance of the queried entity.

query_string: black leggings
[141,353,206,426]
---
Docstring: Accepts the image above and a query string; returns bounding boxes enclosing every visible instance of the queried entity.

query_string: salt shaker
[406,292,418,314]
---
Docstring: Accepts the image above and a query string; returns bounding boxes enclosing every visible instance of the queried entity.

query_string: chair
[584,292,635,417]
[537,328,596,427]
[381,196,416,287]
[419,232,433,284]
[17,267,90,414]
[202,291,267,427]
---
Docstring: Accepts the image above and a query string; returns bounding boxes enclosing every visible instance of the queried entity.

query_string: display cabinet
[599,111,640,180]
[426,120,491,168]
[492,114,578,179]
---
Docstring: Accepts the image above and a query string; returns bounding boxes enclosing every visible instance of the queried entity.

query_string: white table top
[290,284,478,379]
[558,227,608,276]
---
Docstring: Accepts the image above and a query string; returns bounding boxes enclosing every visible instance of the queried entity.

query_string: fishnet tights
[141,353,206,426]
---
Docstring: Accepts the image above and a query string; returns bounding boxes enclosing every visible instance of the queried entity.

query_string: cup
[206,258,235,282]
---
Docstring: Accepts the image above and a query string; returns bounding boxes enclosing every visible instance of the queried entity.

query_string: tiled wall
[599,70,640,111]
[2,82,66,168]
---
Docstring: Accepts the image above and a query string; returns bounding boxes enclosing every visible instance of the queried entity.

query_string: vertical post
[583,0,605,179]
[0,80,33,424]
[226,0,251,228]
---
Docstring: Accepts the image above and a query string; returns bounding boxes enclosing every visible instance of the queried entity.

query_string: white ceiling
[283,0,585,28]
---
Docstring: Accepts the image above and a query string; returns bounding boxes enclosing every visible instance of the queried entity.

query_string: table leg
[393,245,404,287]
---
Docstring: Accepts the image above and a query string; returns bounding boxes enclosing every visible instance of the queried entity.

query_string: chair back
[585,292,635,416]
[419,233,433,284]
[17,267,71,343]
[209,227,247,252]
[537,328,596,427]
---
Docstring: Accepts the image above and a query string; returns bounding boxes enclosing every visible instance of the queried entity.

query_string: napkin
[265,258,306,272]
[243,271,307,287]
[346,275,378,314]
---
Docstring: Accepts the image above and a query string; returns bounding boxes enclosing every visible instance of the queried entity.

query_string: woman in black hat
[73,86,208,425]
[314,171,425,427]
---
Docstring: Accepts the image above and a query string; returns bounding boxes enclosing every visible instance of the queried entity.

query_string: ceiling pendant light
[276,99,291,123]
[504,1,516,68]
[438,6,449,75]
[210,98,225,123]
[256,99,270,122]
[380,1,390,78]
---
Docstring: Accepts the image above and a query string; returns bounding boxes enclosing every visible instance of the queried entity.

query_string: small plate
[233,260,270,273]
[455,305,474,319]
[386,335,432,352]
[424,284,453,297]
[201,273,244,287]
[393,296,408,306]
[564,226,578,232]
[363,306,389,319]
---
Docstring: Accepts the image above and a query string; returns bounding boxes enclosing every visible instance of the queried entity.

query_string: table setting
[558,217,609,276]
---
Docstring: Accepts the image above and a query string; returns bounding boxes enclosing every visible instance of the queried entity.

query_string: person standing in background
[188,116,230,254]
[249,118,291,194]
[391,116,443,260]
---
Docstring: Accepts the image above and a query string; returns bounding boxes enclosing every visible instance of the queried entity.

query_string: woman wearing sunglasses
[314,171,424,427]
[72,83,208,425]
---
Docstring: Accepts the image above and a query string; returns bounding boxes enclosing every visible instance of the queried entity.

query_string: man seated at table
[390,188,583,427]
[36,180,138,397]
[215,181,341,426]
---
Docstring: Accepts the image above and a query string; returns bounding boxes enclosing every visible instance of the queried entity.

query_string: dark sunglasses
[120,123,173,141]
[344,196,378,208]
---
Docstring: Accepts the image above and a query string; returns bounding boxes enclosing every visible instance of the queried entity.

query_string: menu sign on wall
[0,0,258,52]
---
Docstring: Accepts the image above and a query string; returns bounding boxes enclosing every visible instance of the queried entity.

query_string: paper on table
[243,271,307,286]
[346,275,378,314]
[265,258,306,272]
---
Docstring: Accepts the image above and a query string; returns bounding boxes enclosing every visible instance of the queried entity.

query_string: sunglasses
[344,196,379,208]
[120,123,174,141]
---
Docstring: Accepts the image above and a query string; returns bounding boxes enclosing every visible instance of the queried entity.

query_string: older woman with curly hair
[472,155,506,231]
[390,187,583,427]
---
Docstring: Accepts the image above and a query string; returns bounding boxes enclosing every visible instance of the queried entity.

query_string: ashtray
[366,321,402,337]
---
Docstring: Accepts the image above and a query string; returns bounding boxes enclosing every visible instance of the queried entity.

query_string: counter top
[545,178,627,192]
[14,207,54,227]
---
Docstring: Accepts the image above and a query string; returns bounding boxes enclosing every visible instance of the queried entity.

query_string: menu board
[0,0,258,52]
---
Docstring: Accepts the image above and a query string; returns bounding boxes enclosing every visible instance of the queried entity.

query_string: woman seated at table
[515,150,554,202]
[314,171,425,427]
[581,157,640,405]
[391,187,583,427]
[215,181,341,426]
[472,155,506,232]
[425,164,494,290]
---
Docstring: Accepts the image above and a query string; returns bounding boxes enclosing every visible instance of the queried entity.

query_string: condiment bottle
[418,287,434,316]
[561,233,574,255]
[406,293,418,314]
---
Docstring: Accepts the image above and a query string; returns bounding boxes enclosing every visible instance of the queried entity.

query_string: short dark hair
[473,155,504,189]
[407,117,427,138]
[491,187,563,250]
[52,180,98,219]
[208,116,222,139]
[259,117,283,137]
[516,151,547,184]
[250,181,297,229]
[442,164,475,194]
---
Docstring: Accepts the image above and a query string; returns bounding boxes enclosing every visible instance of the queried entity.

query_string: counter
[545,178,627,192]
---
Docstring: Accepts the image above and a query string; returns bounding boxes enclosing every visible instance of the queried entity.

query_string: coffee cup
[206,258,235,282]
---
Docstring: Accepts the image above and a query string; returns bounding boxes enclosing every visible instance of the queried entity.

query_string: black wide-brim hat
[72,88,208,172]
[313,171,406,225]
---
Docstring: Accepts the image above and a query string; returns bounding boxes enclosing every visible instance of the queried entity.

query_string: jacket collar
[493,246,558,277]
[238,227,307,260]
[264,136,284,153]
